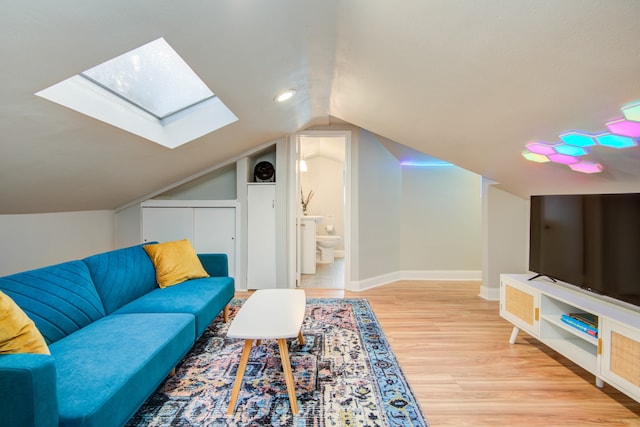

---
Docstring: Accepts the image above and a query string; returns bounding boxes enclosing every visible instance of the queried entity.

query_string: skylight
[81,38,213,119]
[36,37,237,148]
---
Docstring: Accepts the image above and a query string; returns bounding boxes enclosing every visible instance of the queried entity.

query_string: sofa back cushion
[0,261,106,344]
[83,243,158,314]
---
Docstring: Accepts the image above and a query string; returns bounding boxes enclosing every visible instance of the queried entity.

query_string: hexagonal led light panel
[521,150,549,163]
[596,133,638,149]
[622,101,640,122]
[547,153,579,165]
[569,161,603,174]
[554,144,589,156]
[558,131,598,148]
[525,141,559,155]
[606,118,640,137]
[522,99,640,174]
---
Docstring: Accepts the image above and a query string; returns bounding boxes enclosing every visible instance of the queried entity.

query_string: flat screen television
[529,192,640,309]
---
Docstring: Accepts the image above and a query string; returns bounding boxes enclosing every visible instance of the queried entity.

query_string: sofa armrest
[198,253,229,277]
[0,354,58,427]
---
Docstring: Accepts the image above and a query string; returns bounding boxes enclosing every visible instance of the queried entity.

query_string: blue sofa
[0,243,234,427]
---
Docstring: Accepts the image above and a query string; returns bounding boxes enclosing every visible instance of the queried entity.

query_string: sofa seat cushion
[114,276,234,338]
[49,313,195,427]
[83,243,158,315]
[0,261,106,344]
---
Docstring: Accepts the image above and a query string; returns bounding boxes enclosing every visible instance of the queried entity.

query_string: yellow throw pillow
[143,239,209,288]
[0,291,50,355]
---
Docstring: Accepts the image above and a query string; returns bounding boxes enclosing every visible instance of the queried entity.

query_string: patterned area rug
[127,298,428,426]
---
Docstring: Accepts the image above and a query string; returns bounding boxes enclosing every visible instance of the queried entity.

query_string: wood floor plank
[236,282,640,426]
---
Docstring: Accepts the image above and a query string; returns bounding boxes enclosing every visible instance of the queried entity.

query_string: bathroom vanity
[300,216,322,274]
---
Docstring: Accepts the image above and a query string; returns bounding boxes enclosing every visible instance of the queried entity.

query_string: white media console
[500,274,640,403]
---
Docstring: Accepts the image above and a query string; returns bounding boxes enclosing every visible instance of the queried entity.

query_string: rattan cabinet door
[600,318,640,402]
[500,276,541,338]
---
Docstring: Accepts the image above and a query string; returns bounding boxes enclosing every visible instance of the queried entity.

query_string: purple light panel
[547,153,579,165]
[526,141,558,155]
[606,118,640,138]
[569,161,603,174]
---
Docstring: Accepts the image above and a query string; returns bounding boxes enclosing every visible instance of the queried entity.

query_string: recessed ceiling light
[275,89,296,102]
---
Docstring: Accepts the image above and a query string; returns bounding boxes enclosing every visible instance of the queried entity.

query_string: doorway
[292,131,350,290]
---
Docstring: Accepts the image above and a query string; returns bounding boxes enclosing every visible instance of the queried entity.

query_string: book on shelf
[569,312,598,329]
[560,313,598,337]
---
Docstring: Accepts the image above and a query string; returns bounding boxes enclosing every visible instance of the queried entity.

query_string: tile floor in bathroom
[299,257,344,289]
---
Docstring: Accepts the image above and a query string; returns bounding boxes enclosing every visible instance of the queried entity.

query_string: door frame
[287,130,352,290]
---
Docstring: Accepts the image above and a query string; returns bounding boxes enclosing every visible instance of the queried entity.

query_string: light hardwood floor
[236,281,640,426]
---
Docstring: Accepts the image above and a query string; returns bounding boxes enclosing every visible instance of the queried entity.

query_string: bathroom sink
[300,215,323,223]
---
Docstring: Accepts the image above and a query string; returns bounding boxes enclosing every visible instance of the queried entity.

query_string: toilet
[316,235,341,263]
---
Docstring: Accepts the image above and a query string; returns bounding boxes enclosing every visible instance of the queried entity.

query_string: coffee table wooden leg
[227,339,253,415]
[297,331,305,346]
[277,338,298,414]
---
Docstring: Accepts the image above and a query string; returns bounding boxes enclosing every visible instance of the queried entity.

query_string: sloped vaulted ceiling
[2,1,640,214]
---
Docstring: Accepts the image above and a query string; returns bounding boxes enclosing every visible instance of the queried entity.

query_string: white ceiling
[2,1,640,214]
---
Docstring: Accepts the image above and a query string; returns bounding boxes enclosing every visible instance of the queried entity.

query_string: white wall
[400,165,482,271]
[0,210,115,276]
[356,129,403,279]
[352,129,483,287]
[115,204,141,249]
[480,181,529,300]
[155,165,237,200]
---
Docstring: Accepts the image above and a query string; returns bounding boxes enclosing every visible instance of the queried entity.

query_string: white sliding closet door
[142,207,194,244]
[193,207,236,275]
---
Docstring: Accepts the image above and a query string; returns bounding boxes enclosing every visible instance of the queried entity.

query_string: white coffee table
[226,289,306,415]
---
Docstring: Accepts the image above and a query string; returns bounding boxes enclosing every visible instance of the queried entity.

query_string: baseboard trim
[399,270,482,281]
[349,270,482,292]
[349,272,403,292]
[478,284,500,301]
